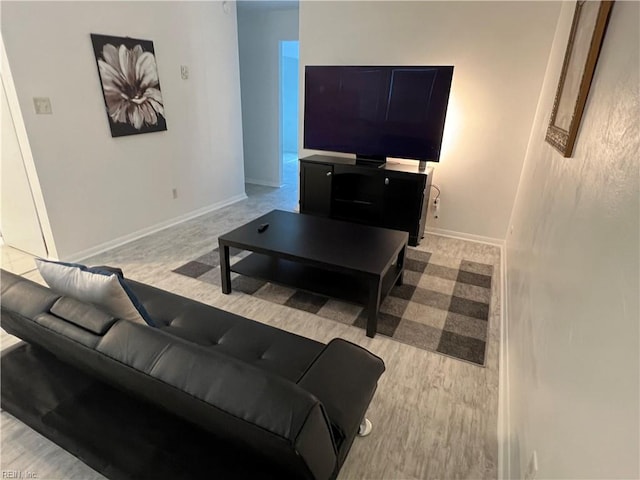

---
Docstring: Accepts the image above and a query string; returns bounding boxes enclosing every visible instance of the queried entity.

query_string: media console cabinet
[299,155,433,246]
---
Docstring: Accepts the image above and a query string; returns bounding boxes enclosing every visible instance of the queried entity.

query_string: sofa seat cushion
[126,279,324,382]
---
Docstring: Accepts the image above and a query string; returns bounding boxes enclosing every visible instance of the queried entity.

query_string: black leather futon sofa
[0,268,385,479]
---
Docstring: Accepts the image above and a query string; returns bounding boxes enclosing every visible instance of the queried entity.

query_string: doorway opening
[279,40,299,191]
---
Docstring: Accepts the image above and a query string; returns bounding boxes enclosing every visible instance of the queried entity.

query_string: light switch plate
[33,97,52,114]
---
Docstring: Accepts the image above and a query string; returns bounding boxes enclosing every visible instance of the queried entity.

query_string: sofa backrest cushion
[35,259,155,327]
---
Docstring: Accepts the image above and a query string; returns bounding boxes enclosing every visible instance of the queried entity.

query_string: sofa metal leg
[358,418,372,437]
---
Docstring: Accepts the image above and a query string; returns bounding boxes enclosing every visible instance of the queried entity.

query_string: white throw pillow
[35,258,155,327]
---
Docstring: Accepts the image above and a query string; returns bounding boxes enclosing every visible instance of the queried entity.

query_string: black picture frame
[90,33,167,137]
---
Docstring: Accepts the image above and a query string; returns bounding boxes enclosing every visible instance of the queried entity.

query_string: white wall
[237,5,298,187]
[1,1,245,260]
[299,1,561,241]
[505,1,639,478]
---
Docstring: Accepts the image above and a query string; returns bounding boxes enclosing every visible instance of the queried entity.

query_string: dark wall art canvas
[90,33,167,137]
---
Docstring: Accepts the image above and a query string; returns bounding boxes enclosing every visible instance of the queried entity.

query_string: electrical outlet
[33,97,52,114]
[433,198,440,219]
[172,188,178,199]
[525,451,538,480]
[180,65,189,80]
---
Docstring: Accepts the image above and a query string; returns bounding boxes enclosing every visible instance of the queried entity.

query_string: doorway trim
[1,36,58,259]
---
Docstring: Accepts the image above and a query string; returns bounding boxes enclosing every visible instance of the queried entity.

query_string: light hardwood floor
[1,162,501,479]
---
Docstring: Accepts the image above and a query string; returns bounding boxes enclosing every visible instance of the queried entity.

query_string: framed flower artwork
[90,34,168,137]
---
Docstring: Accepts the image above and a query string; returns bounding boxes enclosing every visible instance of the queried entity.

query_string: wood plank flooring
[1,167,501,479]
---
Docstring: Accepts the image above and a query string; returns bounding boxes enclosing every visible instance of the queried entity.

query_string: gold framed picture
[545,1,614,157]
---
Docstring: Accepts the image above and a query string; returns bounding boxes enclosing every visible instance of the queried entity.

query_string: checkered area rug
[172,247,493,366]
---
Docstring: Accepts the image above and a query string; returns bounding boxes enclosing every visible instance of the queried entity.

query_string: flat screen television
[303,65,454,167]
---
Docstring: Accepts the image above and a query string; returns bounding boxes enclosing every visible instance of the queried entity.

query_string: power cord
[430,184,441,201]
[430,184,441,219]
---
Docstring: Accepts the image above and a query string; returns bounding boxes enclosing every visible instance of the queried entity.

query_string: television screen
[303,65,454,163]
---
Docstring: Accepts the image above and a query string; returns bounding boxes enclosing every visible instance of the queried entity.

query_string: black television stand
[355,154,386,168]
[299,155,433,246]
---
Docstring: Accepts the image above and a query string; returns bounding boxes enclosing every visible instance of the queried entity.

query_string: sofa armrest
[296,339,385,460]
[96,321,337,479]
[1,269,60,319]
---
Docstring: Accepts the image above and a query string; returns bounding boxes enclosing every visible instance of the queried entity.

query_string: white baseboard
[67,193,247,263]
[426,227,505,248]
[498,241,510,480]
[245,178,282,188]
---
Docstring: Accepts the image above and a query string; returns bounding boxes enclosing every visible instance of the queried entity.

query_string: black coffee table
[218,210,408,338]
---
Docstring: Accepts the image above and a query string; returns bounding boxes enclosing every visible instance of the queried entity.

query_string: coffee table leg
[367,277,382,338]
[396,245,406,286]
[219,243,232,294]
